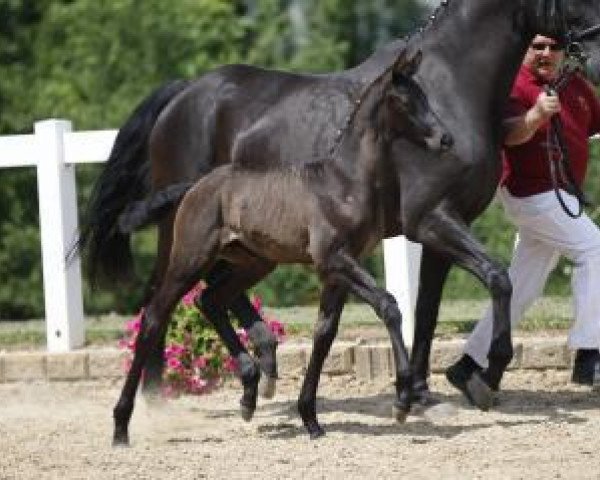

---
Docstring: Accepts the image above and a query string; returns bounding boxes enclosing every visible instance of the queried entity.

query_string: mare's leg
[195,256,276,420]
[315,250,413,429]
[410,247,452,408]
[414,209,513,410]
[297,283,348,438]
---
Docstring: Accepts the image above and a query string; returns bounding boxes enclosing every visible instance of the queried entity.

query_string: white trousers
[464,187,600,368]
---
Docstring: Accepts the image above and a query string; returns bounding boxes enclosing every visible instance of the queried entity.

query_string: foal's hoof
[258,376,277,399]
[392,403,409,424]
[466,372,494,411]
[307,423,326,440]
[112,431,130,447]
[240,402,256,422]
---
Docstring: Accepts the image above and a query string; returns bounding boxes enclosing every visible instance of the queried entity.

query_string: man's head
[523,34,565,82]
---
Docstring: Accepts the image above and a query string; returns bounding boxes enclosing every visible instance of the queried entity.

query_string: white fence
[0,119,419,352]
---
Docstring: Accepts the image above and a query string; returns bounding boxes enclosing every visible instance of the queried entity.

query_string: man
[447,34,600,399]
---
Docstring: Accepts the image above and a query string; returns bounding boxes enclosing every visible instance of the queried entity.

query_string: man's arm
[503,90,560,146]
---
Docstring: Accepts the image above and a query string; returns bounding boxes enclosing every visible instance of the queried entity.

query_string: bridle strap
[569,24,600,43]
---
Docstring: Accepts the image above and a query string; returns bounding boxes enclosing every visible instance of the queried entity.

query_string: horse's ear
[394,50,423,78]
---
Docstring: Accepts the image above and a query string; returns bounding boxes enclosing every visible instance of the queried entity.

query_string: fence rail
[0,118,429,352]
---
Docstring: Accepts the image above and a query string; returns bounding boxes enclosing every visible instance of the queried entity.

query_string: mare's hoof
[466,372,494,411]
[258,376,277,399]
[446,363,494,411]
[240,403,256,422]
[392,403,409,423]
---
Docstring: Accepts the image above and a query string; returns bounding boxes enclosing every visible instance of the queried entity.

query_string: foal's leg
[142,228,277,396]
[141,214,177,395]
[297,283,348,438]
[113,189,221,445]
[314,250,413,429]
[201,260,279,389]
[413,209,513,410]
[113,262,207,445]
[195,257,276,420]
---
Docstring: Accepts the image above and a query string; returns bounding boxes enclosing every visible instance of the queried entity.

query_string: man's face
[523,35,565,82]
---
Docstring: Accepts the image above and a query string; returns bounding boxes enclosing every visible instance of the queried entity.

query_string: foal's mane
[327,0,453,159]
[327,61,399,158]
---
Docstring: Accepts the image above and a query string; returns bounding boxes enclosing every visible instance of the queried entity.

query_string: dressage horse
[78,0,600,431]
[111,50,453,445]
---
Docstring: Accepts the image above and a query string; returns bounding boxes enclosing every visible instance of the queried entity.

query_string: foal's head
[384,50,453,152]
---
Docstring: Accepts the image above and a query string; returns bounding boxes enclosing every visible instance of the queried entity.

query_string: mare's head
[383,50,453,153]
[541,0,600,83]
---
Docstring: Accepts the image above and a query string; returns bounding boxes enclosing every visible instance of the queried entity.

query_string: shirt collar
[521,64,545,86]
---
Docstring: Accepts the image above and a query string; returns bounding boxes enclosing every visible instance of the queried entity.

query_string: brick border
[0,337,572,383]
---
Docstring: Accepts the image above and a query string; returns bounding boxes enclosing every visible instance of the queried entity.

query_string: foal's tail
[118,182,194,234]
[73,79,190,287]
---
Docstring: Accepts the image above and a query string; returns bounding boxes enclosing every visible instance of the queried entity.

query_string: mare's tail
[118,182,194,234]
[74,79,190,286]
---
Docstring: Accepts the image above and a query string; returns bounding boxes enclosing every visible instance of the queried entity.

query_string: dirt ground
[1,370,599,480]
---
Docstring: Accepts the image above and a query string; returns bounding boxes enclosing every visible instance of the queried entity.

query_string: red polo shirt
[501,65,600,197]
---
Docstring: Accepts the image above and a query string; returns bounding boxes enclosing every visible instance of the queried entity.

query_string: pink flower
[268,320,286,342]
[167,357,182,370]
[181,282,205,307]
[122,357,132,372]
[119,288,279,397]
[251,295,262,314]
[125,317,142,335]
[223,356,238,373]
[165,344,186,358]
[192,356,208,369]
[237,329,249,347]
[187,376,208,393]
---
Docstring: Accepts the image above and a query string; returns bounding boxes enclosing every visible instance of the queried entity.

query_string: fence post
[34,119,84,352]
[383,236,422,349]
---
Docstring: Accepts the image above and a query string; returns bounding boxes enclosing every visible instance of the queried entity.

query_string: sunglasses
[530,42,564,52]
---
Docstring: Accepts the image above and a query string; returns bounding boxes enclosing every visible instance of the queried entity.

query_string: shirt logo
[577,95,590,115]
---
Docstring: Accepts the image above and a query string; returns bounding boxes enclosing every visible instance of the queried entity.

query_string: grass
[265,296,572,337]
[0,296,573,350]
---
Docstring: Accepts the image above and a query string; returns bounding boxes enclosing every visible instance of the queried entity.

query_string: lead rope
[544,65,592,218]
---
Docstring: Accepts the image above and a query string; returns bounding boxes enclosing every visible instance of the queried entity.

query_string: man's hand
[531,89,561,122]
[504,89,561,146]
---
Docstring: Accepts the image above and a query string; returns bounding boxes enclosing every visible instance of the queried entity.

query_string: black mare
[78,0,600,435]
[111,50,454,444]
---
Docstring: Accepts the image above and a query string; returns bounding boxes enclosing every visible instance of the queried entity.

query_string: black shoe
[571,349,600,388]
[446,355,481,403]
